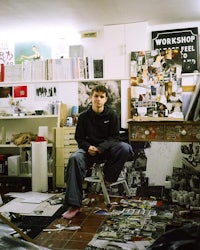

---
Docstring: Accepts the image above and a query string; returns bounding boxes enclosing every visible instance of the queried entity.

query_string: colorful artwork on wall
[130,49,183,120]
[15,41,51,64]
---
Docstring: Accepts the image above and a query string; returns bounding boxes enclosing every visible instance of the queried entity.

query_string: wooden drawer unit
[129,123,165,141]
[53,126,77,188]
[165,123,200,142]
[128,120,200,142]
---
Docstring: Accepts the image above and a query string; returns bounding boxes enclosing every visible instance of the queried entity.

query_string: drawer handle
[180,129,187,135]
[144,130,150,135]
[196,134,200,139]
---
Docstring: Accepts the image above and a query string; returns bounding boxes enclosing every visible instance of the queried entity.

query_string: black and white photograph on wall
[152,27,199,73]
[78,80,121,123]
[93,59,103,78]
[34,84,58,99]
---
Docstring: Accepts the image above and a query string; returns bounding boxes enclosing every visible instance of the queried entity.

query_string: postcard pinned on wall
[14,85,27,98]
[34,83,58,100]
[0,86,12,98]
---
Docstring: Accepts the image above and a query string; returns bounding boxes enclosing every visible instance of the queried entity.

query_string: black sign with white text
[152,27,198,73]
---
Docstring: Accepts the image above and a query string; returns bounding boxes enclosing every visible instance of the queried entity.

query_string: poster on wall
[14,85,27,98]
[152,27,198,73]
[0,42,15,65]
[15,41,51,64]
[78,80,121,124]
[130,49,183,119]
[0,87,12,98]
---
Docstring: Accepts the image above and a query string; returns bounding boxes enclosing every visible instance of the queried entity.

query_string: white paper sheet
[5,191,55,202]
[0,198,39,214]
[0,197,62,216]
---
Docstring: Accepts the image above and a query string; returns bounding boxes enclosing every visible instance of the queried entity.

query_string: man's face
[91,91,108,109]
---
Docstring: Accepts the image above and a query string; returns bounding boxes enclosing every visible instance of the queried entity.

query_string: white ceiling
[0,0,200,33]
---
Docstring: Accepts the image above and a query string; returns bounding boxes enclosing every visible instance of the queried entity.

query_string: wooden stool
[84,163,131,207]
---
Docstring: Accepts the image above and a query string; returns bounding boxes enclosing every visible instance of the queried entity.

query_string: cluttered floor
[1,192,122,250]
[34,194,124,250]
[0,187,200,250]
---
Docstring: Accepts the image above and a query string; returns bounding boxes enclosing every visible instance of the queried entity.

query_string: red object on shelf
[35,136,46,142]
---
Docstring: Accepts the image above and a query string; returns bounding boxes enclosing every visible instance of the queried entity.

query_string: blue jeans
[64,141,133,207]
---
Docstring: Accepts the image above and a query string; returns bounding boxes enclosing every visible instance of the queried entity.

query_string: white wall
[0,82,78,115]
[145,142,183,185]
[80,30,104,59]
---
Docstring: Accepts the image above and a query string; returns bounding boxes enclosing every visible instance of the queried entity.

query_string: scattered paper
[0,198,38,214]
[0,192,62,216]
[5,192,55,202]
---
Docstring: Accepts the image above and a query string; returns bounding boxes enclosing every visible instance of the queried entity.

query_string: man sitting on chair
[62,84,133,219]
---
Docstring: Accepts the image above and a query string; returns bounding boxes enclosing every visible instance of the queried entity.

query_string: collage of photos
[130,49,183,119]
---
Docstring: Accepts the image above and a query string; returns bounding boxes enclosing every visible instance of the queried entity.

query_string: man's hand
[88,146,101,156]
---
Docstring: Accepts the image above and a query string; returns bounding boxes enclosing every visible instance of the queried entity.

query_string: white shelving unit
[0,113,58,190]
[0,115,59,141]
[0,115,58,119]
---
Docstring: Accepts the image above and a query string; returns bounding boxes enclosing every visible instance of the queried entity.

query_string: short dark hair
[91,85,108,97]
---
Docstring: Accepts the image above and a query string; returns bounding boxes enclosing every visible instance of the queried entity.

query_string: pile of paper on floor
[0,192,63,216]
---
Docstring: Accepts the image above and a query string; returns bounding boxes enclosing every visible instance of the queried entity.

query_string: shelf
[0,77,130,86]
[0,143,53,147]
[182,72,200,76]
[0,115,58,119]
[0,74,196,86]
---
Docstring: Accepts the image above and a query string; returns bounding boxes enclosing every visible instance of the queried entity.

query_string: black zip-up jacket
[75,105,120,152]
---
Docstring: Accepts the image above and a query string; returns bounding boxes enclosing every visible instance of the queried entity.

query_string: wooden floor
[34,194,121,250]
